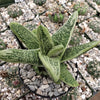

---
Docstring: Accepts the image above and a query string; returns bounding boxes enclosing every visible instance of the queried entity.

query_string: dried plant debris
[0,70,9,78]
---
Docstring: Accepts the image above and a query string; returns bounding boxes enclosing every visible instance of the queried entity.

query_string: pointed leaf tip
[39,52,60,82]
[60,64,79,87]
[62,41,100,62]
[10,22,39,49]
[37,25,54,55]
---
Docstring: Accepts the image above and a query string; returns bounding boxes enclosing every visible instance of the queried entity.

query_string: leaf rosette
[0,11,100,87]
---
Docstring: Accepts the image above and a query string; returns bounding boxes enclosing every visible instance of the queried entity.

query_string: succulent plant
[88,21,100,33]
[7,5,23,18]
[0,11,100,87]
[73,2,88,15]
[33,0,46,6]
[46,6,66,23]
[86,60,100,79]
[0,67,21,88]
[6,67,22,88]
[49,13,64,23]
[48,8,65,23]
[93,0,100,5]
[0,39,6,50]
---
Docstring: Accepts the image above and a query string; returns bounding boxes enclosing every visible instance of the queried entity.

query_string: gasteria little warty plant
[0,11,100,87]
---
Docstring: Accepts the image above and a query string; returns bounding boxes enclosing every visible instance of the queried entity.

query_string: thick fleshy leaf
[52,11,78,48]
[37,25,54,55]
[0,39,6,50]
[39,52,60,82]
[61,41,100,62]
[32,28,37,35]
[60,64,79,87]
[0,49,40,65]
[10,23,39,49]
[47,44,64,57]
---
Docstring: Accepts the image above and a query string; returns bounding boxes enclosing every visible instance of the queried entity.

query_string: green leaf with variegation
[0,49,40,65]
[47,44,64,57]
[0,11,100,87]
[32,28,37,36]
[39,52,60,82]
[61,41,100,62]
[60,64,79,87]
[37,25,54,55]
[52,11,78,48]
[10,23,39,49]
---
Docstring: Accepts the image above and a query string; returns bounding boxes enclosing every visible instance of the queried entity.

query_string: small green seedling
[73,2,88,15]
[49,13,64,23]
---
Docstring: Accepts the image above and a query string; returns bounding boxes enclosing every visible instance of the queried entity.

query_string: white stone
[64,87,68,91]
[43,78,48,84]
[81,94,85,99]
[1,87,7,92]
[31,77,36,81]
[0,77,2,80]
[36,89,42,95]
[24,79,30,83]
[58,88,62,92]
[67,2,71,6]
[39,85,49,90]
[48,92,53,97]
[27,72,35,78]
[28,85,36,91]
[59,0,67,4]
